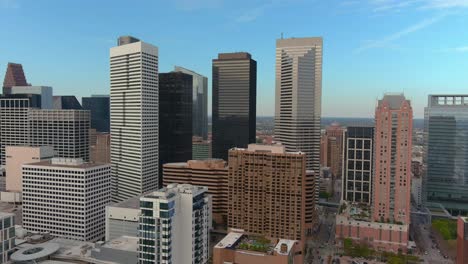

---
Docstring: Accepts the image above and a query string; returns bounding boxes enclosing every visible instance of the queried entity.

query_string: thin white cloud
[423,0,468,9]
[366,0,468,12]
[355,13,446,53]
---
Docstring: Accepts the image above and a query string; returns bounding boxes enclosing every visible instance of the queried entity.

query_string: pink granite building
[336,94,413,253]
[373,94,412,225]
[457,217,468,264]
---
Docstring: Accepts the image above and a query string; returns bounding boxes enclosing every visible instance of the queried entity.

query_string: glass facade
[212,53,256,161]
[158,72,193,187]
[174,66,208,140]
[425,95,468,215]
[82,95,110,133]
[342,126,374,204]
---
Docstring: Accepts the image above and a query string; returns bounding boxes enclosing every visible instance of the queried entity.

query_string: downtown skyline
[2,0,468,118]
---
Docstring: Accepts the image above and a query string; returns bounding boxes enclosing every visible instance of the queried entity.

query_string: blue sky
[1,0,468,118]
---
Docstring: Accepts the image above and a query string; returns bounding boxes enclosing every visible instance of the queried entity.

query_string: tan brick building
[163,159,228,224]
[228,144,315,242]
[90,133,110,164]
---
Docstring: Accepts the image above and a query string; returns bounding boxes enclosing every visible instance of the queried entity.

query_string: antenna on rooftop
[281,32,284,39]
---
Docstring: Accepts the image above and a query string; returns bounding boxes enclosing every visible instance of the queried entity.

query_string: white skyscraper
[22,158,111,241]
[275,37,323,214]
[138,184,212,264]
[110,36,159,202]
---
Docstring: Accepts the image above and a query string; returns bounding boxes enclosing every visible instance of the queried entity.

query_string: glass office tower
[82,95,110,133]
[425,95,468,215]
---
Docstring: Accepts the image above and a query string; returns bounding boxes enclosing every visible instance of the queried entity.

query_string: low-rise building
[22,158,111,242]
[163,159,227,225]
[105,195,140,241]
[458,217,468,264]
[335,202,409,253]
[5,146,54,192]
[213,230,303,264]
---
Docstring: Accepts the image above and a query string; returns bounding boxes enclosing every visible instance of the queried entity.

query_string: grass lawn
[342,238,420,263]
[432,219,457,240]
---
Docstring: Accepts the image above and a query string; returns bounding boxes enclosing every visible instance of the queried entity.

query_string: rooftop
[101,236,138,252]
[25,158,108,169]
[215,231,244,249]
[231,143,305,155]
[164,159,227,169]
[215,231,296,256]
[144,183,207,200]
[109,195,141,209]
[379,93,410,109]
[339,202,371,222]
[216,52,252,60]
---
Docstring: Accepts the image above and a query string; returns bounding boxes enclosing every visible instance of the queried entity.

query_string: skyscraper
[53,95,83,109]
[158,72,193,186]
[0,95,35,165]
[0,95,89,165]
[82,95,110,133]
[373,94,412,224]
[425,95,468,215]
[22,158,111,241]
[228,144,315,241]
[212,52,256,161]
[275,37,323,173]
[138,184,212,264]
[2,62,28,94]
[275,37,322,207]
[174,66,208,139]
[335,96,411,253]
[342,126,374,204]
[325,122,345,178]
[110,36,159,202]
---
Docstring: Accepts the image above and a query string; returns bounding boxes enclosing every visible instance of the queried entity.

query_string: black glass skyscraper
[212,52,256,161]
[159,72,193,185]
[82,95,110,133]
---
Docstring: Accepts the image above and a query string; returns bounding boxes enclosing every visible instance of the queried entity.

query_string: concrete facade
[138,184,212,264]
[110,36,159,202]
[10,86,53,109]
[105,195,140,241]
[0,212,15,263]
[5,146,54,192]
[22,158,111,242]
